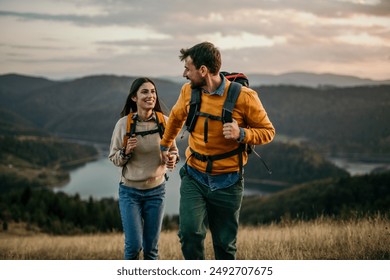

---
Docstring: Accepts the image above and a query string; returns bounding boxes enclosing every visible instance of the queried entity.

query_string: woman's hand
[165,152,178,171]
[125,135,137,155]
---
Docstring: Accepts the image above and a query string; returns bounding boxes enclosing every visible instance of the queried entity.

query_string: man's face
[183,56,206,89]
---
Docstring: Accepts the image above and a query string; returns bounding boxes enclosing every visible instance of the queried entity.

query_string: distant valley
[1,72,389,191]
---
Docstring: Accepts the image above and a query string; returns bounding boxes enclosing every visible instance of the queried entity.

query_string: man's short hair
[179,42,221,75]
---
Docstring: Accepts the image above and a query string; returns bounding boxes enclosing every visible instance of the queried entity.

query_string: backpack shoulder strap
[222,81,242,123]
[185,88,202,132]
[123,112,137,148]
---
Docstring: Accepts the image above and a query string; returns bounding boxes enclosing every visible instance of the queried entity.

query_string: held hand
[222,119,240,140]
[125,135,137,155]
[161,150,170,165]
[165,153,177,171]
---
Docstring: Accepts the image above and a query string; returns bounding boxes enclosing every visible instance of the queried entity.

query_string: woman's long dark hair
[120,77,163,117]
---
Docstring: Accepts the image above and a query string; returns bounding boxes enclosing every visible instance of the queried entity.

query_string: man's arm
[238,89,275,145]
[160,84,190,160]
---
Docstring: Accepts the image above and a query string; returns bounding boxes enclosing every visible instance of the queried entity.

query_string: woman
[109,77,179,260]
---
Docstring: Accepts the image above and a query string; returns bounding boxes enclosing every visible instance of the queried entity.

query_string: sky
[0,0,389,81]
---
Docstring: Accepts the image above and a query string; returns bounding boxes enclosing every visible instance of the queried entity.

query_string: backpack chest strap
[126,128,161,137]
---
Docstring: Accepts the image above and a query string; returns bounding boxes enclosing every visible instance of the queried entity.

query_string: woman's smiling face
[132,82,156,110]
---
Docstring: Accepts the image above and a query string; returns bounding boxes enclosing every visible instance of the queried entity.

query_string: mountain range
[1,72,389,157]
[161,71,390,88]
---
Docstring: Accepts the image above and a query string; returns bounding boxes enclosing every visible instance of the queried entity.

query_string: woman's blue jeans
[118,182,166,260]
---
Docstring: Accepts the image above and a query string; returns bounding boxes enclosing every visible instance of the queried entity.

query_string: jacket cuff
[160,145,169,152]
[120,148,132,160]
[237,127,246,142]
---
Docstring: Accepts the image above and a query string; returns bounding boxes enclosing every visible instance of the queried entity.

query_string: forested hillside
[0,188,121,234]
[244,142,349,190]
[0,74,182,143]
[1,171,388,234]
[256,85,390,155]
[0,135,98,193]
[1,73,389,156]
[240,171,390,225]
[0,92,100,194]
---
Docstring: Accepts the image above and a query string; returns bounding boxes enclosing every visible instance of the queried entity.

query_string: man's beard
[189,77,207,89]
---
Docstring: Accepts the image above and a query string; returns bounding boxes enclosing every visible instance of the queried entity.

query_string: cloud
[197,32,287,49]
[0,0,389,80]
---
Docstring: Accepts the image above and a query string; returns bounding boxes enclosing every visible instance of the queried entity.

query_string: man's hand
[165,153,178,171]
[222,119,240,140]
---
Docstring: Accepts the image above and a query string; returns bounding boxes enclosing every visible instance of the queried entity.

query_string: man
[160,42,275,259]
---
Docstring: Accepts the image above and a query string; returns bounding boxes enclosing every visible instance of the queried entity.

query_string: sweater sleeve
[108,116,129,167]
[238,88,275,145]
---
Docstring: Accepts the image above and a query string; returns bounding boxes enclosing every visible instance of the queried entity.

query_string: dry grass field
[1,216,389,260]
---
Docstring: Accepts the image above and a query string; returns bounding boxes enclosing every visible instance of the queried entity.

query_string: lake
[54,155,184,215]
[54,152,388,215]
